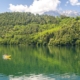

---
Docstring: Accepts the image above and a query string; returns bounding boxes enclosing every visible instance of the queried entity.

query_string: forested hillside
[0,12,80,46]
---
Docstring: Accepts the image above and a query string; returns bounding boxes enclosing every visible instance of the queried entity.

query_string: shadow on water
[0,45,80,80]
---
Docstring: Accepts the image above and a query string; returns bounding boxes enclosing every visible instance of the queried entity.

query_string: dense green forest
[0,12,80,46]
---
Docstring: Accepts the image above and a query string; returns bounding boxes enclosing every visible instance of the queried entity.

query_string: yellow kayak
[3,55,11,60]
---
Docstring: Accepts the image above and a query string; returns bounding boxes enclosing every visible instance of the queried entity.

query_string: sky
[0,0,80,16]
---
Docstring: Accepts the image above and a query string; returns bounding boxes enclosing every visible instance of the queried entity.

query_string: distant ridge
[44,10,80,17]
[44,11,60,16]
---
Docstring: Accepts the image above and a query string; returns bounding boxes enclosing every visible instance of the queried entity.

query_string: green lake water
[0,45,80,80]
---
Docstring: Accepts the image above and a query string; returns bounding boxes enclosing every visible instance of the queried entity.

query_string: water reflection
[0,74,9,80]
[0,74,79,80]
[0,45,80,80]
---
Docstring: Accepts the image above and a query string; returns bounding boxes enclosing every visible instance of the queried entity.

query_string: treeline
[0,12,80,46]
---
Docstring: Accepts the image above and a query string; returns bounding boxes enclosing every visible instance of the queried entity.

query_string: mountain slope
[0,12,80,46]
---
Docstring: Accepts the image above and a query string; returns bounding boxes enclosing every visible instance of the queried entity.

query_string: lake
[0,45,80,80]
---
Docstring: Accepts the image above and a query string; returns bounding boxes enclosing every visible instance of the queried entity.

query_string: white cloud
[65,1,69,6]
[9,4,29,12]
[66,1,69,4]
[69,0,80,5]
[9,0,60,14]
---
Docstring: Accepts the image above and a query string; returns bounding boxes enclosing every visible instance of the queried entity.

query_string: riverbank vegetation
[0,12,80,46]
